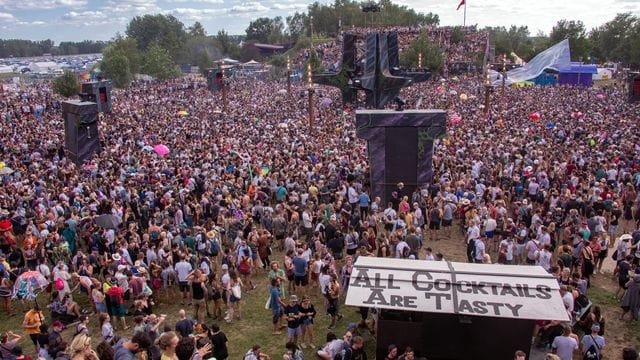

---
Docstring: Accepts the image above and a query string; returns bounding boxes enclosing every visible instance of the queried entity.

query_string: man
[175,309,195,338]
[292,248,308,293]
[270,278,286,335]
[514,350,526,360]
[466,220,480,263]
[442,199,456,239]
[113,332,152,360]
[582,324,605,359]
[474,236,486,264]
[244,344,270,360]
[302,207,314,242]
[398,346,415,360]
[22,303,44,354]
[284,295,302,344]
[47,321,65,359]
[106,278,128,330]
[551,324,579,360]
[342,336,367,360]
[175,255,193,305]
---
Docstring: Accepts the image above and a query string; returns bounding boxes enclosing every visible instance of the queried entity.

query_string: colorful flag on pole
[260,166,270,176]
[457,0,465,10]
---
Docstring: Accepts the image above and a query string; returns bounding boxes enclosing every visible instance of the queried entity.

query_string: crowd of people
[0,25,639,360]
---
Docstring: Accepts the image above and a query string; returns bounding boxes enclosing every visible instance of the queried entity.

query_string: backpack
[209,239,220,256]
[583,336,601,360]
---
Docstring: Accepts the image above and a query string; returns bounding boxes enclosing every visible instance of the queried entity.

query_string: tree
[188,21,206,38]
[142,44,180,80]
[286,12,309,41]
[126,14,188,63]
[103,35,142,75]
[589,13,639,64]
[246,17,284,43]
[216,30,240,58]
[549,20,591,61]
[304,48,321,79]
[400,33,443,74]
[53,70,80,98]
[100,52,132,88]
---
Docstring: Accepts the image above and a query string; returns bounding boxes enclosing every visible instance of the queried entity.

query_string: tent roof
[559,63,597,74]
[345,257,569,321]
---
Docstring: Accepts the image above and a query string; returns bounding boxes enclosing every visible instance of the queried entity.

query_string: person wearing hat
[616,234,633,264]
[47,320,66,359]
[106,277,128,331]
[581,323,605,359]
[620,274,640,321]
[284,295,302,344]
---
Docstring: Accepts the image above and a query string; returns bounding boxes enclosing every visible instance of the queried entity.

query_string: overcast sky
[0,0,639,43]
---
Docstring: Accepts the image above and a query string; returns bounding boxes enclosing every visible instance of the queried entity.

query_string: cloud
[164,0,224,3]
[0,11,14,21]
[230,1,269,13]
[168,7,226,21]
[0,0,87,10]
[103,0,161,14]
[271,3,307,10]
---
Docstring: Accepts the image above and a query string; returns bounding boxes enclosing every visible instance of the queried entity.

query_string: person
[292,248,308,294]
[284,294,302,344]
[615,255,633,298]
[0,331,21,359]
[551,324,579,360]
[157,331,180,360]
[622,347,639,360]
[343,336,367,360]
[620,274,640,321]
[106,277,128,330]
[99,313,114,345]
[47,321,66,359]
[113,332,152,360]
[244,344,270,360]
[384,344,398,360]
[327,273,343,329]
[68,334,99,360]
[22,303,43,353]
[175,335,212,360]
[208,323,228,360]
[175,255,193,305]
[514,350,526,360]
[269,278,285,335]
[187,268,207,324]
[397,346,414,360]
[283,342,304,360]
[174,309,195,338]
[299,295,316,349]
[581,324,605,360]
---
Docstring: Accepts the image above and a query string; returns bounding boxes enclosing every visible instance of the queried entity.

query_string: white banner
[346,257,569,321]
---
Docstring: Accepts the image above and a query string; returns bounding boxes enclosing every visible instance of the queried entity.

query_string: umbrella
[95,214,121,229]
[177,110,189,116]
[320,97,333,107]
[13,271,49,300]
[0,167,13,175]
[142,145,154,152]
[277,89,287,95]
[153,144,170,156]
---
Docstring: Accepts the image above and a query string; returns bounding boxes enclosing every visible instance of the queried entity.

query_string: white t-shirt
[474,240,486,261]
[552,335,578,360]
[484,218,497,232]
[499,240,514,261]
[175,261,192,282]
[537,250,552,271]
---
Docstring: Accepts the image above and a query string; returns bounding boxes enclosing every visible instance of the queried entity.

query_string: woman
[238,248,255,291]
[228,271,244,322]
[0,332,22,359]
[580,240,595,285]
[99,313,114,345]
[75,315,90,336]
[341,256,354,294]
[327,273,342,330]
[208,323,228,360]
[0,271,13,315]
[299,295,316,349]
[158,331,180,360]
[620,274,640,321]
[91,283,106,314]
[67,334,99,360]
[257,229,271,270]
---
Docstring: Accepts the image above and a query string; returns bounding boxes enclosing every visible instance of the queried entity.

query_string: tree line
[0,39,106,58]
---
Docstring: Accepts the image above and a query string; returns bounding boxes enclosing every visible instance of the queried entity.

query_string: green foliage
[589,13,640,66]
[246,17,285,43]
[485,26,541,61]
[100,51,132,88]
[450,26,465,44]
[216,30,241,58]
[268,54,288,67]
[102,36,142,74]
[304,48,322,79]
[188,21,207,38]
[53,70,80,98]
[0,39,95,57]
[142,44,180,80]
[548,20,591,61]
[307,0,439,37]
[286,12,309,41]
[193,50,213,75]
[400,32,443,74]
[126,14,188,63]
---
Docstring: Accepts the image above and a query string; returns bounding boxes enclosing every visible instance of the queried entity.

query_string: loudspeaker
[629,72,640,103]
[206,69,222,91]
[81,80,112,113]
[63,100,101,164]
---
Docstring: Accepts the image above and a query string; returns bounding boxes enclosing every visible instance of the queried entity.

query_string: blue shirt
[292,256,308,276]
[358,193,370,207]
[270,287,282,310]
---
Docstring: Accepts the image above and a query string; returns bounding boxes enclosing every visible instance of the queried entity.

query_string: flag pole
[463,1,467,27]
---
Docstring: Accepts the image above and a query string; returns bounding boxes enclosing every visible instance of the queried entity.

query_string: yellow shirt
[23,310,43,335]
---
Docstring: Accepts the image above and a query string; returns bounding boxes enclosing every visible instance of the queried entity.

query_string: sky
[0,0,639,43]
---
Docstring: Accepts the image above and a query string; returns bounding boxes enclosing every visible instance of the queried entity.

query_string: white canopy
[345,257,569,321]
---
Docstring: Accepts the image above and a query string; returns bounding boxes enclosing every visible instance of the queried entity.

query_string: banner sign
[346,258,569,321]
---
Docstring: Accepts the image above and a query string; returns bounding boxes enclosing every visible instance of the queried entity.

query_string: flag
[457,0,465,10]
[260,166,270,176]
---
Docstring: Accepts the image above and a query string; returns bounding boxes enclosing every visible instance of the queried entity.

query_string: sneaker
[300,343,307,349]
[337,314,343,321]
[309,343,316,349]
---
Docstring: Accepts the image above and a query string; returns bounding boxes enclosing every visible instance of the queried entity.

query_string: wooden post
[307,63,315,134]
[287,56,291,97]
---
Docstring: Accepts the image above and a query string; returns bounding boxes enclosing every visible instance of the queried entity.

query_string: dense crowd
[0,27,639,360]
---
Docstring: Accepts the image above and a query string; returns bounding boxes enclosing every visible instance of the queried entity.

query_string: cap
[53,320,64,328]
[221,264,229,270]
[591,324,600,332]
[290,295,298,302]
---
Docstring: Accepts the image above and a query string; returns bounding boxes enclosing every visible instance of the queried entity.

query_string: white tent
[0,65,13,74]
[593,68,613,81]
[345,257,569,321]
[28,61,61,73]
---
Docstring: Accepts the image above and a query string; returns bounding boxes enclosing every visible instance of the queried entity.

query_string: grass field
[0,224,638,359]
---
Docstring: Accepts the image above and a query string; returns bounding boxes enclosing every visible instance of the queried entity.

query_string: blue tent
[558,63,597,87]
[533,71,558,86]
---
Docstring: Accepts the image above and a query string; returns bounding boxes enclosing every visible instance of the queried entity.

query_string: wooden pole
[287,56,291,97]
[307,63,315,134]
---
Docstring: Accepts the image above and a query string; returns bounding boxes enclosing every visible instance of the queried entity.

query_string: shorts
[294,275,308,287]
[193,298,206,307]
[442,219,452,227]
[272,306,283,324]
[346,248,357,256]
[179,281,189,292]
[311,272,319,282]
[230,294,239,303]
[485,230,494,239]
[429,221,440,230]
[111,303,126,317]
[608,225,618,235]
[29,333,38,345]
[287,326,302,338]
[515,244,525,256]
[526,258,536,265]
[286,273,295,282]
[96,302,107,313]
[303,317,314,326]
